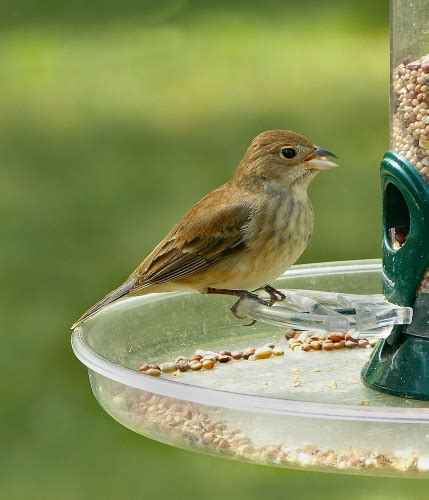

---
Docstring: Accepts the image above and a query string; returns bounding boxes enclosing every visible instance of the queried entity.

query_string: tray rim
[71,259,429,423]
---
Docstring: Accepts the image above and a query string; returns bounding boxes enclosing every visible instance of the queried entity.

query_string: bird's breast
[179,192,315,292]
[240,193,314,286]
[250,193,313,245]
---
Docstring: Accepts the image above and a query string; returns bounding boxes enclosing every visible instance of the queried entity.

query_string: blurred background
[4,0,428,498]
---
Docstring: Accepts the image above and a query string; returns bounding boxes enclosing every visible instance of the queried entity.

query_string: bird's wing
[132,194,253,290]
[71,187,253,329]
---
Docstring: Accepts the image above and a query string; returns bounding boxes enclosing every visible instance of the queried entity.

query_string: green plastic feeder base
[361,151,429,400]
[361,334,429,400]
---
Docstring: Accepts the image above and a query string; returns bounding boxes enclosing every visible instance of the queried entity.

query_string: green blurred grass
[4,1,429,498]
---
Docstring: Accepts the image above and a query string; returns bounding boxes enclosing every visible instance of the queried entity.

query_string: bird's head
[234,130,337,191]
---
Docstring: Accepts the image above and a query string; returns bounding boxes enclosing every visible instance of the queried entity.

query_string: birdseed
[254,346,273,359]
[159,362,177,373]
[126,391,429,474]
[392,53,429,290]
[138,330,377,377]
[393,55,429,181]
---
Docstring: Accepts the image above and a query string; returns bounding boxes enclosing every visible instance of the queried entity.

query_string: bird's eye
[280,147,297,159]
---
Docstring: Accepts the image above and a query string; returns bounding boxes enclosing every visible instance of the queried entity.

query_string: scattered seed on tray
[286,331,378,352]
[159,362,177,373]
[146,368,161,377]
[254,346,273,359]
[138,330,377,376]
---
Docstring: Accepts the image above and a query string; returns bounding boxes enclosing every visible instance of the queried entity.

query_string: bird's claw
[236,286,285,325]
[261,284,286,306]
[206,286,280,327]
[230,300,247,320]
[230,291,269,325]
[243,319,257,327]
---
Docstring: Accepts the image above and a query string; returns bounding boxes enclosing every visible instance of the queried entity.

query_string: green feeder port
[361,0,429,399]
[361,152,429,398]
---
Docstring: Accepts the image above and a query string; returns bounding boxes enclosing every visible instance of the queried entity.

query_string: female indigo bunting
[72,130,337,328]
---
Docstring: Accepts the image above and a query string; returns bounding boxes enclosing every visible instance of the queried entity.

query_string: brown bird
[72,130,337,329]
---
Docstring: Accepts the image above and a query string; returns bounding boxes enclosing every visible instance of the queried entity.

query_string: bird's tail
[71,278,137,330]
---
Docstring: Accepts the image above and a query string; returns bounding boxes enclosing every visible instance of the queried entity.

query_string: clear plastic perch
[237,290,413,338]
[72,260,429,477]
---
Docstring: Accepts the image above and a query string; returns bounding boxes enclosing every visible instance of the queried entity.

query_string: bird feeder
[72,0,429,477]
[361,0,429,399]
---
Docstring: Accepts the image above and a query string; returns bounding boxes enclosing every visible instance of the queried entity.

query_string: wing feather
[132,194,252,290]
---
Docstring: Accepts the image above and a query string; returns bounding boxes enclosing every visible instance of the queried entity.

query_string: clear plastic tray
[71,260,429,477]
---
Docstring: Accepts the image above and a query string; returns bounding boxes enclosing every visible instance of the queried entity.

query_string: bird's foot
[206,288,269,325]
[230,291,268,321]
[259,284,286,306]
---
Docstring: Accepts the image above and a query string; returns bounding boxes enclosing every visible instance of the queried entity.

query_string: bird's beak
[306,146,338,170]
